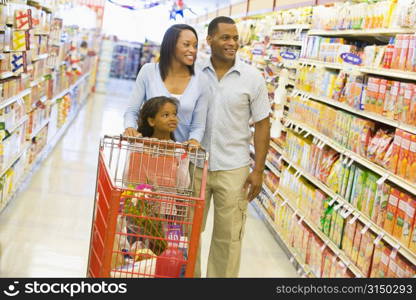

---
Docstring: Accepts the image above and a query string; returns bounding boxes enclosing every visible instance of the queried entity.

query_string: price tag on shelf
[390,245,400,260]
[343,156,349,165]
[297,268,303,275]
[292,210,298,218]
[342,207,354,219]
[348,213,360,224]
[17,97,24,106]
[289,256,295,263]
[373,233,385,245]
[318,141,326,149]
[360,223,370,235]
[320,240,329,252]
[303,132,310,139]
[277,156,283,164]
[280,200,288,207]
[328,198,337,206]
[294,170,300,178]
[334,202,343,212]
[272,189,279,197]
[287,163,292,170]
[347,158,355,167]
[295,171,302,179]
[377,173,389,186]
[297,216,304,224]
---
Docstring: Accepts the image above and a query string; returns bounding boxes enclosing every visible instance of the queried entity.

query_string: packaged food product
[397,131,412,178]
[392,192,408,240]
[342,216,357,259]
[370,240,385,278]
[401,196,416,247]
[406,134,416,182]
[388,129,403,173]
[351,222,364,264]
[383,188,400,234]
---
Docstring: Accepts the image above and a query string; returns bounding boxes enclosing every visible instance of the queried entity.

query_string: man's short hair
[208,16,235,36]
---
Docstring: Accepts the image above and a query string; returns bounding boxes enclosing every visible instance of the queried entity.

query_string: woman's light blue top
[124,63,209,142]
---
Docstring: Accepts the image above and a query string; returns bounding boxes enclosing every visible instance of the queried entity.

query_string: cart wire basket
[87,135,208,278]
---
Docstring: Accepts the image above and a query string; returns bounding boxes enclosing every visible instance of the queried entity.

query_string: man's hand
[243,170,263,202]
[123,127,141,137]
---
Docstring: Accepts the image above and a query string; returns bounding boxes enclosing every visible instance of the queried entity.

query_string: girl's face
[148,102,178,135]
[174,29,198,66]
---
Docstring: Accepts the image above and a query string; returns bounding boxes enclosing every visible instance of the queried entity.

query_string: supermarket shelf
[285,118,416,197]
[0,143,31,179]
[299,59,416,81]
[308,28,416,37]
[0,72,14,79]
[251,198,314,278]
[30,77,46,87]
[293,89,416,135]
[33,30,50,36]
[9,115,29,133]
[33,53,49,61]
[279,146,416,267]
[50,72,91,103]
[266,160,281,177]
[0,88,31,109]
[276,188,365,278]
[0,90,91,213]
[270,141,284,154]
[272,24,310,31]
[271,40,302,46]
[29,118,50,140]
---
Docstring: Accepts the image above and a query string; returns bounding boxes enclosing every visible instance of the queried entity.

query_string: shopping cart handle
[103,134,205,152]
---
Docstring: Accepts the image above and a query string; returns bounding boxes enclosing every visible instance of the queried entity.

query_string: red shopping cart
[87,135,208,278]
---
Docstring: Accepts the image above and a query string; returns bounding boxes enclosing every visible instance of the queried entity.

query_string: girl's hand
[186,139,201,149]
[123,127,141,137]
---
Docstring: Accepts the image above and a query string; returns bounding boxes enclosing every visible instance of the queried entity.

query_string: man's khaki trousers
[192,166,250,278]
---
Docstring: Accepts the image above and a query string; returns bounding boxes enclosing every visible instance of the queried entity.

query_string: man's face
[207,23,239,63]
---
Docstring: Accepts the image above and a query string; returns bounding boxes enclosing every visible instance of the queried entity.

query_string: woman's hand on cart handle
[186,139,201,149]
[123,127,142,137]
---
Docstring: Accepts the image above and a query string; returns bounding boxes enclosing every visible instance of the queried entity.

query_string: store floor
[0,79,297,278]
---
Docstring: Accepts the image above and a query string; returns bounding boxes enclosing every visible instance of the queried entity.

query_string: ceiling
[184,0,242,15]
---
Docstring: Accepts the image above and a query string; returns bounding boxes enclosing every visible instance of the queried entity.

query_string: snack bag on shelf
[397,131,412,178]
[342,216,356,259]
[388,129,403,173]
[384,81,400,119]
[401,196,416,247]
[376,79,388,115]
[12,30,26,51]
[370,240,385,278]
[383,188,400,234]
[392,192,409,240]
[409,84,416,126]
[373,183,389,225]
[406,134,416,182]
[367,129,384,162]
[351,222,364,264]
[358,119,375,157]
[379,245,392,278]
[365,77,379,112]
[358,231,376,277]
[350,167,366,210]
[14,9,32,31]
[395,82,406,121]
[409,221,416,253]
[400,82,413,123]
[375,132,394,168]
[317,147,339,184]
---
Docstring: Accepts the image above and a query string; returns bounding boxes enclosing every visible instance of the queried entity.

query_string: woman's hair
[159,24,198,81]
[138,96,179,140]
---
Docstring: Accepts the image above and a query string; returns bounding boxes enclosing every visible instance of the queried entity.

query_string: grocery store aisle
[0,79,297,277]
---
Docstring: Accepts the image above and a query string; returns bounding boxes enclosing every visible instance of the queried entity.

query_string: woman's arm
[188,84,210,143]
[123,65,149,134]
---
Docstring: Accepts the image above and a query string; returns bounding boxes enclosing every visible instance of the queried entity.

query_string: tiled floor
[0,79,297,278]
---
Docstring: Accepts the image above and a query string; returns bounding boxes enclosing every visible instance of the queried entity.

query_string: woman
[123,24,208,146]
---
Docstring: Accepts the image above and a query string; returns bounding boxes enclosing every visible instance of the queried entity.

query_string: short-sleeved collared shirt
[199,57,271,171]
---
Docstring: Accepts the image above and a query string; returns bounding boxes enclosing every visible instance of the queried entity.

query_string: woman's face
[174,29,198,66]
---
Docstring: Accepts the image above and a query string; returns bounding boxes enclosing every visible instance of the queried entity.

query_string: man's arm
[244,116,270,201]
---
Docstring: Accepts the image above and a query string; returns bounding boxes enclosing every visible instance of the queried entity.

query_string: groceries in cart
[88,133,207,278]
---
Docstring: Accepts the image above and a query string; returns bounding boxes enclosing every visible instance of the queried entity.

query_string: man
[193,16,271,277]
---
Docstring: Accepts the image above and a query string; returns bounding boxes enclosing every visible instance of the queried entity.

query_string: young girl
[138,96,179,141]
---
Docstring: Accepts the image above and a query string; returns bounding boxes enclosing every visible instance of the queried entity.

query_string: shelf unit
[275,188,364,277]
[308,28,416,37]
[278,141,416,267]
[0,88,31,110]
[272,24,310,31]
[292,89,416,135]
[285,118,416,197]
[298,59,416,81]
[270,40,303,46]
[251,197,315,278]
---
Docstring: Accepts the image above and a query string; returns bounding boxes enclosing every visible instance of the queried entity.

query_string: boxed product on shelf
[275,6,312,26]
